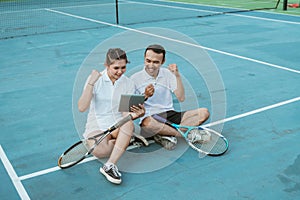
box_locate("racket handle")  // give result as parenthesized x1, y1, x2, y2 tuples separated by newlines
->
(152, 114, 167, 124)
(113, 114, 132, 129)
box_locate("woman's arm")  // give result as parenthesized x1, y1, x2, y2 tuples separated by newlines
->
(78, 70, 101, 112)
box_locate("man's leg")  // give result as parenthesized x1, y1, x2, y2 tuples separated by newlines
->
(141, 116, 180, 150)
(180, 108, 209, 126)
(141, 108, 209, 136)
(141, 116, 181, 137)
(141, 108, 209, 150)
(181, 108, 211, 143)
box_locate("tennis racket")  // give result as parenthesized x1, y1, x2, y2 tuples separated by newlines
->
(58, 114, 132, 169)
(152, 114, 228, 156)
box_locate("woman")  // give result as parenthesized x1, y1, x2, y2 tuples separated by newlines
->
(78, 48, 153, 184)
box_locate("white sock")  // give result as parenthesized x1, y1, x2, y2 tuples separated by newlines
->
(104, 162, 114, 168)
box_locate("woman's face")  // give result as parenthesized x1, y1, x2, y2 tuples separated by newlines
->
(106, 59, 127, 83)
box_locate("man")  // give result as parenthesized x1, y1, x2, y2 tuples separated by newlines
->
(131, 44, 210, 150)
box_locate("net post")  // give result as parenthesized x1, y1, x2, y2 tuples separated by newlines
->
(115, 0, 119, 24)
(283, 0, 288, 10)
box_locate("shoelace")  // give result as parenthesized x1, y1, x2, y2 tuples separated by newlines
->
(111, 164, 122, 177)
(161, 136, 177, 144)
(189, 130, 206, 143)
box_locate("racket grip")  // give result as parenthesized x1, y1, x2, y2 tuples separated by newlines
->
(113, 114, 132, 128)
(152, 114, 167, 123)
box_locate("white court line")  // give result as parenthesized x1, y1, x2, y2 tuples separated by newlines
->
(0, 145, 30, 200)
(45, 8, 300, 74)
(17, 96, 300, 181)
(19, 166, 61, 181)
(203, 96, 300, 128)
(19, 141, 155, 181)
(230, 13, 300, 25)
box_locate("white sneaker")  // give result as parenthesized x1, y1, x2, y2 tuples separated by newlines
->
(100, 163, 122, 184)
(154, 135, 177, 150)
(188, 129, 211, 143)
(132, 132, 149, 146)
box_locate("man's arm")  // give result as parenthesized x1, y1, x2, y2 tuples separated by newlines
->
(168, 64, 185, 102)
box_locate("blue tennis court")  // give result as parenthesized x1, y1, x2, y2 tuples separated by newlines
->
(1, 0, 299, 199)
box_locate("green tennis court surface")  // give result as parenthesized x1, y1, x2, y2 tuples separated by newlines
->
(1, 0, 299, 199)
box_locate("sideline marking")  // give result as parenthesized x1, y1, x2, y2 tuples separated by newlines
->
(204, 96, 300, 127)
(45, 8, 300, 74)
(18, 96, 300, 180)
(19, 141, 155, 181)
(19, 166, 61, 181)
(0, 145, 30, 200)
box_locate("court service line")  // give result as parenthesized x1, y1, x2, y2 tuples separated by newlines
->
(0, 145, 30, 200)
(18, 96, 300, 181)
(45, 8, 300, 74)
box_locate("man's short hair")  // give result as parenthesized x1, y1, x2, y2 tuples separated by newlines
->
(144, 44, 166, 62)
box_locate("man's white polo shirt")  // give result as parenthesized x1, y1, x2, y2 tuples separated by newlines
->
(130, 67, 177, 121)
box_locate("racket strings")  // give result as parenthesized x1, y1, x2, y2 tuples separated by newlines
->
(60, 142, 89, 166)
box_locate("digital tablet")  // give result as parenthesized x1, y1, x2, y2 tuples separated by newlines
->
(118, 94, 145, 112)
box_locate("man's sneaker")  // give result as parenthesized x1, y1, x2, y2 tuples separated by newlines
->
(130, 133, 149, 146)
(153, 134, 177, 150)
(100, 163, 122, 184)
(188, 129, 211, 143)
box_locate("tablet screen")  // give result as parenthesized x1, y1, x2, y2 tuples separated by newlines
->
(118, 94, 145, 112)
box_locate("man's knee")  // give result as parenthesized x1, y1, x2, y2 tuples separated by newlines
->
(199, 108, 210, 119)
(140, 117, 159, 138)
(141, 116, 152, 127)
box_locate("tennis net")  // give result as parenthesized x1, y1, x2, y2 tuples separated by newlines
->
(1, 0, 283, 40)
(0, 0, 118, 39)
(114, 0, 281, 25)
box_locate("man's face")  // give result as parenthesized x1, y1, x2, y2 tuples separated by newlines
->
(144, 50, 164, 78)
